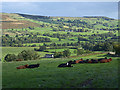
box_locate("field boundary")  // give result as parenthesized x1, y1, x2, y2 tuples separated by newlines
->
(70, 52, 108, 58)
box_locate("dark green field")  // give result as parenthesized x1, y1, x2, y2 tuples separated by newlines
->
(2, 53, 119, 88)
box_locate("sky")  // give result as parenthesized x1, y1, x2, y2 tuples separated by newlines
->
(1, 2, 118, 19)
(1, 0, 120, 2)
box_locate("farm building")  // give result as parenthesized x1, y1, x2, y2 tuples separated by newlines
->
(44, 54, 54, 58)
(108, 52, 116, 56)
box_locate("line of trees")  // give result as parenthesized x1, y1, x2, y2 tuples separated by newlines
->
(2, 34, 51, 46)
(54, 49, 71, 58)
(4, 50, 40, 62)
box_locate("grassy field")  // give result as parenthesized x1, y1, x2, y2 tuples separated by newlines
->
(2, 47, 53, 61)
(48, 48, 77, 56)
(2, 53, 119, 88)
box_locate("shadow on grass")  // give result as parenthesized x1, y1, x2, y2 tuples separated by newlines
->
(97, 54, 120, 58)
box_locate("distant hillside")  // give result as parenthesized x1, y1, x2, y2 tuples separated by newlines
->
(1, 13, 118, 49)
(1, 13, 40, 29)
(83, 16, 115, 20)
(1, 13, 118, 30)
(17, 13, 50, 20)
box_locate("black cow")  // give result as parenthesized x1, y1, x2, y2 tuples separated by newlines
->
(91, 59, 98, 63)
(68, 60, 76, 64)
(79, 61, 84, 63)
(27, 64, 40, 68)
(58, 62, 73, 67)
(84, 59, 89, 63)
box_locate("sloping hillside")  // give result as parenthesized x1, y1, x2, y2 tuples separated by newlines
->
(1, 13, 40, 29)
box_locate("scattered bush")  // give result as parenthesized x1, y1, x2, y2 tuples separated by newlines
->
(4, 50, 40, 62)
(4, 54, 17, 62)
(54, 49, 71, 58)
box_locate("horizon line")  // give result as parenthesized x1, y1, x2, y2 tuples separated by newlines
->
(1, 12, 117, 19)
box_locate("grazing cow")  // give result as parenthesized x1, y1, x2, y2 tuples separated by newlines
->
(27, 64, 40, 68)
(58, 62, 73, 67)
(16, 64, 28, 69)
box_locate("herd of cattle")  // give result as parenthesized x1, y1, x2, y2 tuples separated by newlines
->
(58, 57, 112, 67)
(16, 57, 112, 69)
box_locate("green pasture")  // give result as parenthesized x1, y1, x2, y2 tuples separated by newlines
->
(22, 41, 75, 47)
(23, 38, 77, 46)
(29, 27, 53, 34)
(2, 53, 119, 88)
(2, 47, 34, 61)
(37, 35, 59, 42)
(23, 43, 43, 47)
(2, 47, 53, 61)
(47, 48, 77, 56)
(2, 47, 77, 62)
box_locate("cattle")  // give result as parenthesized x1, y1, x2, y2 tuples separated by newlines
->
(109, 58, 112, 61)
(58, 62, 73, 67)
(68, 60, 76, 64)
(98, 57, 107, 61)
(91, 59, 98, 63)
(106, 58, 112, 62)
(88, 60, 92, 63)
(16, 64, 28, 69)
(100, 59, 108, 63)
(27, 64, 40, 69)
(106, 59, 110, 62)
(79, 61, 84, 63)
(84, 59, 89, 63)
(76, 59, 83, 63)
(100, 58, 112, 63)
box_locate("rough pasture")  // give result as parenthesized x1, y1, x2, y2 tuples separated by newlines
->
(2, 53, 119, 88)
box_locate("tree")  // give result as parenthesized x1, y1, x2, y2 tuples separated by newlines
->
(20, 50, 29, 60)
(39, 46, 46, 51)
(113, 43, 120, 55)
(59, 38, 61, 41)
(103, 42, 113, 51)
(18, 53, 24, 60)
(18, 50, 40, 60)
(5, 34, 9, 37)
(77, 49, 84, 56)
(4, 54, 17, 62)
(63, 49, 71, 57)
(54, 52, 63, 58)
(15, 35, 18, 37)
(93, 43, 104, 51)
(74, 49, 77, 54)
(18, 42, 23, 47)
